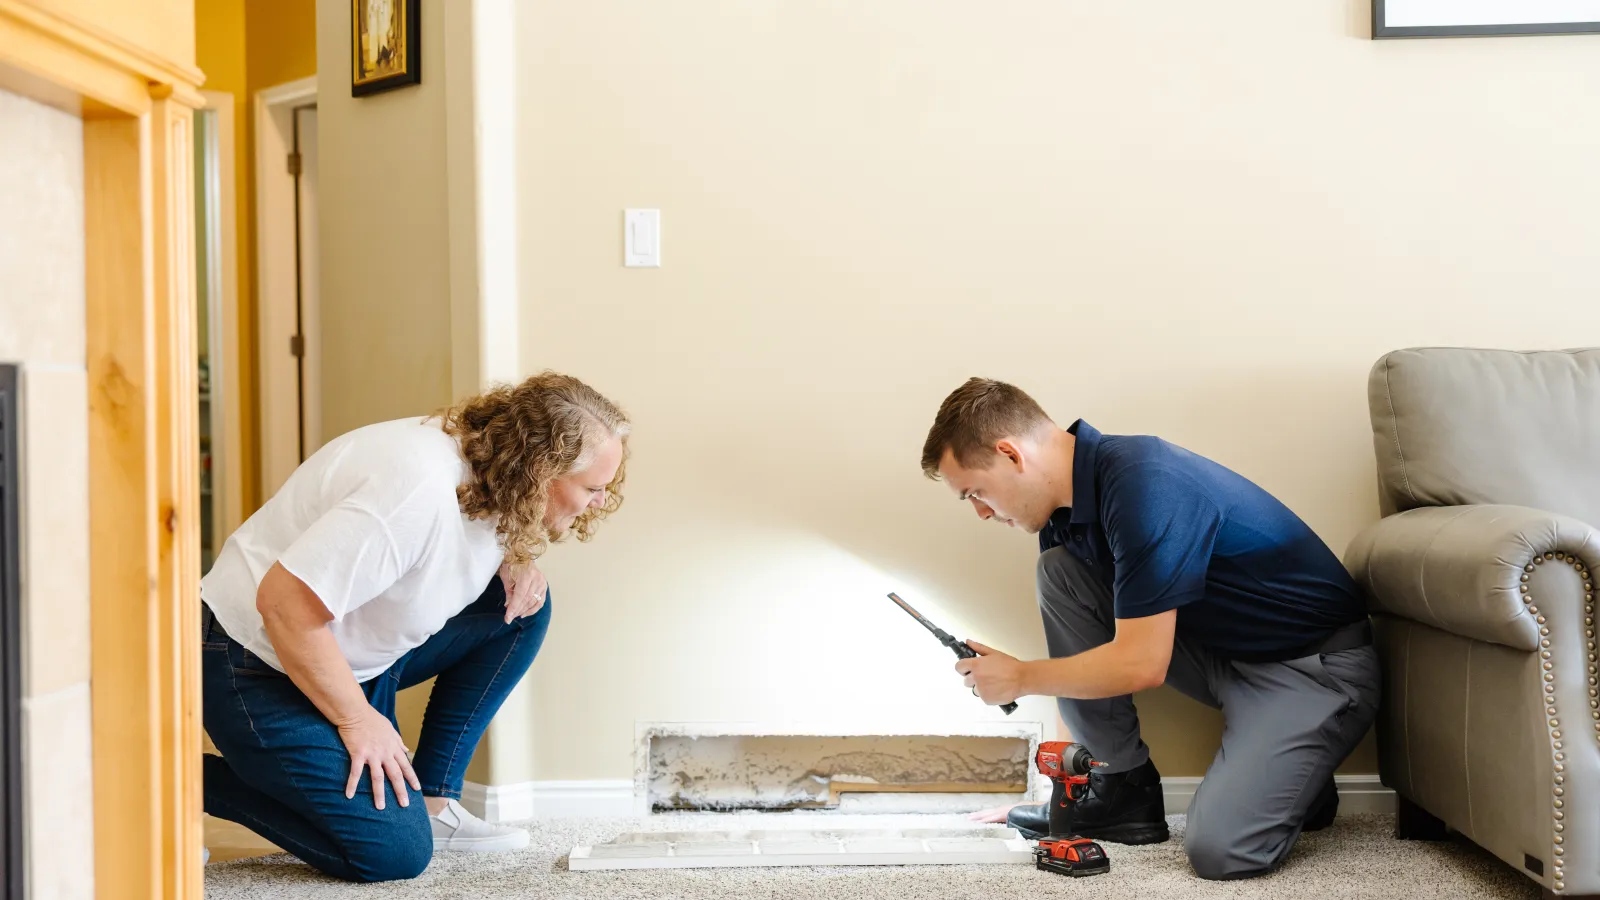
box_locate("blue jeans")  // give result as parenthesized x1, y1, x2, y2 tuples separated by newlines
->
(201, 576, 550, 882)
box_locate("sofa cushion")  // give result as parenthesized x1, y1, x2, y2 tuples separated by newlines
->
(1368, 347, 1600, 526)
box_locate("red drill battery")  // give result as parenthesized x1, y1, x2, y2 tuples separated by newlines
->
(1034, 835, 1110, 876)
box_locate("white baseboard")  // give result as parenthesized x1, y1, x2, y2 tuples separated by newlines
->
(1162, 774, 1394, 816)
(461, 779, 635, 823)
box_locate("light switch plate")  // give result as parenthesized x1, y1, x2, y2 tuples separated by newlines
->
(625, 209, 661, 267)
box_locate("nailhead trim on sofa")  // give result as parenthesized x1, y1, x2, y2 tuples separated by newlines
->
(1527, 551, 1599, 895)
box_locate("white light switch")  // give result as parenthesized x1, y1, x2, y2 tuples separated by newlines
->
(625, 209, 661, 267)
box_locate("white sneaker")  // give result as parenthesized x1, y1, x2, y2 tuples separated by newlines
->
(429, 799, 530, 853)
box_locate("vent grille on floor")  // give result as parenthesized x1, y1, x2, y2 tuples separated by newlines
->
(570, 827, 1033, 870)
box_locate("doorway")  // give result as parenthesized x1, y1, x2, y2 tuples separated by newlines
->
(194, 92, 245, 573)
(255, 77, 320, 499)
(293, 106, 322, 470)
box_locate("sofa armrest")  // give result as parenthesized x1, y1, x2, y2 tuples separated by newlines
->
(1345, 504, 1600, 652)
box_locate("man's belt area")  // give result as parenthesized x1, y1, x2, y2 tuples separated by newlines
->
(1224, 618, 1374, 664)
(1311, 618, 1374, 655)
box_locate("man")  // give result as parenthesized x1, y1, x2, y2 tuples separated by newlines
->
(921, 378, 1378, 880)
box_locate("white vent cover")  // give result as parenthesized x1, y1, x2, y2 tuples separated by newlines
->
(570, 826, 1035, 871)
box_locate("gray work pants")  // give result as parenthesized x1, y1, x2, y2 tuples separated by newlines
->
(1036, 546, 1381, 880)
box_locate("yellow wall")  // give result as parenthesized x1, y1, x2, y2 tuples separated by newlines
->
(508, 0, 1600, 782)
(195, 0, 244, 95)
(194, 0, 317, 514)
(242, 0, 316, 513)
(194, 0, 254, 514)
(245, 0, 317, 92)
(241, 0, 316, 513)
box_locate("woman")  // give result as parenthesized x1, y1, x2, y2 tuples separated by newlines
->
(200, 372, 629, 882)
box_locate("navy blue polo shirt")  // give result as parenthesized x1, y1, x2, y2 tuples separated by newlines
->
(1039, 420, 1366, 663)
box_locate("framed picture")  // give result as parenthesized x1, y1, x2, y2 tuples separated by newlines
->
(351, 0, 421, 96)
(1374, 0, 1600, 38)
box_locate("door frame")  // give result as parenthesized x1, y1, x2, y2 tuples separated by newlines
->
(197, 90, 245, 544)
(254, 76, 318, 499)
(0, 366, 20, 900)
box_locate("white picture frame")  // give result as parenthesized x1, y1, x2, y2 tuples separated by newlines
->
(1374, 0, 1600, 37)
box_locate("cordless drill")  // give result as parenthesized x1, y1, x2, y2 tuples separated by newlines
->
(1031, 741, 1111, 877)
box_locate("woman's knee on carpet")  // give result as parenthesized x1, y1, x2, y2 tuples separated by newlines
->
(336, 814, 434, 883)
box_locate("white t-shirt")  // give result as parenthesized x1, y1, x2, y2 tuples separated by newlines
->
(201, 417, 506, 682)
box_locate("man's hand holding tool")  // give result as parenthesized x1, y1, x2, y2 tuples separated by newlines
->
(886, 592, 1019, 714)
(954, 641, 1029, 707)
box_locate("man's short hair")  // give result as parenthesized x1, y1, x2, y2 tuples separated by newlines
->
(921, 378, 1054, 479)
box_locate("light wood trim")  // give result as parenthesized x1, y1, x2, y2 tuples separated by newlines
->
(150, 87, 204, 900)
(85, 113, 163, 900)
(200, 90, 246, 540)
(86, 88, 205, 900)
(0, 0, 203, 92)
(0, 9, 148, 115)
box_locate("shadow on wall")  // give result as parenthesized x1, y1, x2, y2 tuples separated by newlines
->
(1343, 0, 1372, 38)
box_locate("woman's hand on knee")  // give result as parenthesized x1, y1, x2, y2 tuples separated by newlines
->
(337, 707, 422, 811)
(499, 560, 548, 623)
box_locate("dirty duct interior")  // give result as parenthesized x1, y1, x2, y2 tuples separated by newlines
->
(646, 733, 1033, 811)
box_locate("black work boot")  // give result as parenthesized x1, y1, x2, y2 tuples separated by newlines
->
(1005, 803, 1051, 840)
(1301, 778, 1338, 832)
(1006, 758, 1170, 845)
(1072, 758, 1170, 844)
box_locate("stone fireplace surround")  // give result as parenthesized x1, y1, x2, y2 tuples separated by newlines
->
(0, 85, 95, 900)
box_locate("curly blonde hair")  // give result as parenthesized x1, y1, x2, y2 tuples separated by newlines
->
(437, 372, 630, 565)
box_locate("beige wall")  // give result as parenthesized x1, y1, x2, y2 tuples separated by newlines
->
(0, 87, 94, 899)
(315, 0, 452, 442)
(508, 0, 1600, 782)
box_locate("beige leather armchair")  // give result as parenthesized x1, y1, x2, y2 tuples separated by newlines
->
(1346, 348, 1600, 899)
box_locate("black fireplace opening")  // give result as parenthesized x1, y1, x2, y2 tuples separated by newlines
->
(0, 365, 22, 900)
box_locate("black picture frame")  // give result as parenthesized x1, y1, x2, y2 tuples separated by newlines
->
(0, 365, 21, 900)
(351, 0, 421, 97)
(1374, 0, 1600, 38)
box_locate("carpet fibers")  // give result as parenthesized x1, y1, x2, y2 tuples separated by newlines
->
(203, 812, 1541, 899)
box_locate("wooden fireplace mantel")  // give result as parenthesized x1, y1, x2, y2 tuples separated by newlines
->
(0, 2, 204, 899)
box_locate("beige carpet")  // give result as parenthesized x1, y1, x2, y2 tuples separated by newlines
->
(203, 812, 1540, 899)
